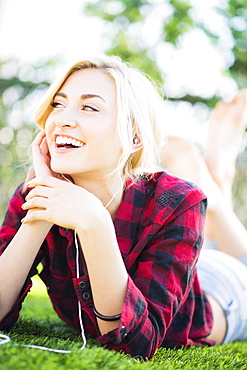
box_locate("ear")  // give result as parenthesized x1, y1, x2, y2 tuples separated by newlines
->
(132, 135, 143, 153)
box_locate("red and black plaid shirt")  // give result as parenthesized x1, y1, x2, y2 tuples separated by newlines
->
(0, 172, 214, 359)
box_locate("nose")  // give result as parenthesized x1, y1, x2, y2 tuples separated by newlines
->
(54, 110, 77, 129)
(55, 118, 77, 129)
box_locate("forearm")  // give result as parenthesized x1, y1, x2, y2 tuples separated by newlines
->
(76, 209, 128, 335)
(0, 221, 51, 320)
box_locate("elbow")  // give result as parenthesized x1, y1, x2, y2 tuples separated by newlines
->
(0, 291, 16, 323)
(0, 302, 11, 323)
(0, 301, 19, 331)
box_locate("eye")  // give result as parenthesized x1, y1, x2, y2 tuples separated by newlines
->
(82, 104, 99, 112)
(50, 102, 64, 108)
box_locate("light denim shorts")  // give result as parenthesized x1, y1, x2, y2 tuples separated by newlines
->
(197, 249, 247, 344)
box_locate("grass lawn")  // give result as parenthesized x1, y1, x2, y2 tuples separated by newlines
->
(0, 276, 246, 370)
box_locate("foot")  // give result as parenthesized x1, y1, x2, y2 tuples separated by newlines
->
(204, 89, 247, 193)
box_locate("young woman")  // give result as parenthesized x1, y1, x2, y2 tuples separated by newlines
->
(0, 55, 237, 359)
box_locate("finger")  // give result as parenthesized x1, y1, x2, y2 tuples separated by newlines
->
(22, 196, 49, 211)
(40, 136, 49, 155)
(31, 132, 53, 177)
(31, 131, 49, 161)
(25, 184, 52, 200)
(32, 130, 46, 148)
(21, 209, 49, 224)
(32, 132, 46, 159)
(27, 175, 64, 189)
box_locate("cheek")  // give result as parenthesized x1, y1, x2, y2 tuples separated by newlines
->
(45, 114, 52, 131)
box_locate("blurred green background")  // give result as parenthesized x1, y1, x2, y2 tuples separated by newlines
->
(1, 0, 247, 225)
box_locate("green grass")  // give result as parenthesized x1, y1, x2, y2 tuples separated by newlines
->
(0, 276, 247, 369)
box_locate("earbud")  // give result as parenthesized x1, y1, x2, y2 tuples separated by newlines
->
(133, 137, 138, 144)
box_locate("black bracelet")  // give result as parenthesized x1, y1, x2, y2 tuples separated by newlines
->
(92, 305, 122, 322)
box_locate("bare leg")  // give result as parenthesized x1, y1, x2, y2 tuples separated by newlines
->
(203, 89, 247, 258)
(161, 136, 222, 211)
(161, 90, 247, 260)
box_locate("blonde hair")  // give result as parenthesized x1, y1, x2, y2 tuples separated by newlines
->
(30, 55, 166, 182)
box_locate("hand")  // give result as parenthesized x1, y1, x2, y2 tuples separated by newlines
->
(31, 130, 54, 178)
(21, 176, 106, 231)
(31, 131, 69, 181)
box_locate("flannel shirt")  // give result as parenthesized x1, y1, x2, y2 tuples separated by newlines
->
(0, 171, 214, 359)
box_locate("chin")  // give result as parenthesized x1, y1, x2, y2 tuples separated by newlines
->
(50, 162, 72, 176)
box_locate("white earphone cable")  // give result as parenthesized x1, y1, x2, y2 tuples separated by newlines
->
(0, 172, 123, 352)
(74, 229, 87, 350)
(0, 232, 86, 353)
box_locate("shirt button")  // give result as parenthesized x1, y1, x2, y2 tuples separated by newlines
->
(79, 282, 86, 289)
(146, 189, 154, 197)
(83, 292, 90, 300)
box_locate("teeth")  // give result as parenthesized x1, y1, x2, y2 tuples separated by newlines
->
(55, 136, 84, 148)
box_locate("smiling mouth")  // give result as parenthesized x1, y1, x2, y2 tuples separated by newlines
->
(55, 135, 84, 149)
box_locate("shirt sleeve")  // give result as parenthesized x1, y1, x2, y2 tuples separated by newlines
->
(0, 184, 40, 331)
(96, 185, 211, 359)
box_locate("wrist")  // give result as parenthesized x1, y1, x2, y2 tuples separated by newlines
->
(21, 219, 52, 234)
(92, 304, 121, 321)
(74, 205, 112, 235)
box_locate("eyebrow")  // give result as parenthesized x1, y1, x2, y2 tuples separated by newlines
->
(54, 92, 106, 102)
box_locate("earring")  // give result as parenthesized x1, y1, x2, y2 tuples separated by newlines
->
(133, 137, 138, 144)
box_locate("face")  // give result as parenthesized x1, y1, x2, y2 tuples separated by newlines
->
(45, 68, 122, 183)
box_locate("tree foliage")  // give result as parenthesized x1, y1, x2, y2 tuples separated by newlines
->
(84, 0, 247, 106)
(0, 0, 247, 223)
(0, 60, 52, 221)
(223, 0, 247, 86)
